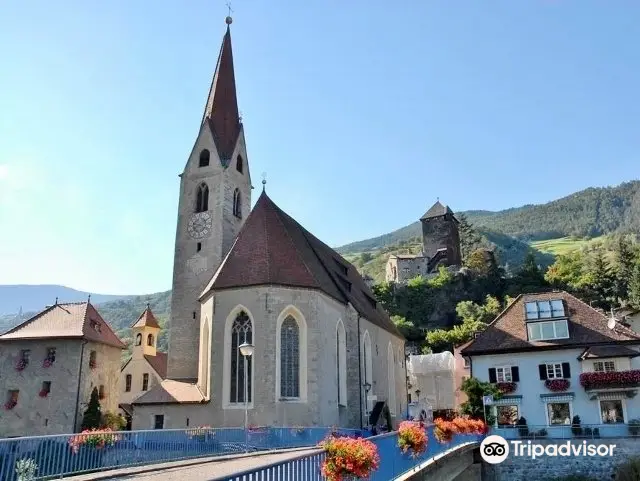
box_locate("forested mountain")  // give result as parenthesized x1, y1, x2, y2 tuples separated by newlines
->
(338, 180, 640, 254)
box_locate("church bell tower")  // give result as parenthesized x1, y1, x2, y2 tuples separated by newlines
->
(167, 16, 252, 380)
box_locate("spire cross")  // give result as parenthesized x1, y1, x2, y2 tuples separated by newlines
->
(262, 172, 267, 192)
(226, 1, 233, 17)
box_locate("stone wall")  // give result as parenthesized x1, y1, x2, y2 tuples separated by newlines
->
(482, 438, 640, 480)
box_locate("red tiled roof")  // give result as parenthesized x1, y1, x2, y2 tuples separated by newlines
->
(201, 25, 241, 162)
(145, 352, 168, 378)
(0, 302, 126, 349)
(131, 306, 160, 329)
(461, 291, 640, 356)
(202, 192, 403, 338)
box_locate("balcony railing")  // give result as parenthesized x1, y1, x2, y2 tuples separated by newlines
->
(492, 423, 640, 440)
(579, 370, 640, 390)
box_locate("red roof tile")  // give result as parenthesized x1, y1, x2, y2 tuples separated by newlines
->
(202, 25, 241, 162)
(131, 306, 160, 329)
(0, 302, 126, 349)
(462, 292, 640, 356)
(202, 192, 403, 338)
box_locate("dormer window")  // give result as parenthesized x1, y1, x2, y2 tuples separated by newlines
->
(334, 259, 348, 276)
(527, 319, 569, 341)
(525, 299, 565, 320)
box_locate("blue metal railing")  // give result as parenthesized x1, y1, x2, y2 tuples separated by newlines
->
(212, 426, 483, 481)
(491, 422, 640, 439)
(0, 426, 362, 481)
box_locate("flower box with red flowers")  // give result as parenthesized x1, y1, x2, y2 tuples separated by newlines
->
(580, 370, 640, 390)
(496, 382, 517, 394)
(39, 390, 49, 398)
(398, 421, 428, 457)
(4, 400, 17, 410)
(319, 435, 379, 481)
(43, 358, 54, 368)
(545, 379, 570, 392)
(15, 359, 28, 371)
(89, 359, 97, 370)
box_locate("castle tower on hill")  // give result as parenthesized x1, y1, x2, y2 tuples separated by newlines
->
(166, 18, 252, 381)
(385, 200, 462, 283)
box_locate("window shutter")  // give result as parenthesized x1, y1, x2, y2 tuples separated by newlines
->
(538, 364, 548, 380)
(562, 362, 571, 378)
(511, 367, 520, 382)
(488, 368, 497, 383)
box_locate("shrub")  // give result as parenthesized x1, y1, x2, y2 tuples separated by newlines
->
(81, 388, 101, 430)
(100, 411, 126, 431)
(319, 436, 379, 481)
(397, 421, 427, 457)
(571, 415, 582, 436)
(614, 456, 640, 481)
(15, 458, 38, 481)
(517, 416, 529, 437)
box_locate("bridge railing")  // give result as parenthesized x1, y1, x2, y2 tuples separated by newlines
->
(212, 426, 484, 481)
(0, 426, 362, 481)
(491, 423, 638, 440)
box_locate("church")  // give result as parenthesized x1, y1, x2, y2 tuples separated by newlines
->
(130, 17, 406, 430)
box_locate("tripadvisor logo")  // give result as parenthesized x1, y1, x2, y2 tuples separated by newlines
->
(480, 435, 616, 464)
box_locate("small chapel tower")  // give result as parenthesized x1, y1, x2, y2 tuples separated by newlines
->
(167, 16, 252, 380)
(132, 305, 160, 359)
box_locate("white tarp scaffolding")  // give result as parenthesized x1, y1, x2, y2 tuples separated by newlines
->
(407, 352, 456, 412)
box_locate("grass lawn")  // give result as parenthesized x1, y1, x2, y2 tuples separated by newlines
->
(531, 236, 604, 256)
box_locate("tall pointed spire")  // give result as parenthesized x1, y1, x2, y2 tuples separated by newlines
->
(202, 16, 241, 162)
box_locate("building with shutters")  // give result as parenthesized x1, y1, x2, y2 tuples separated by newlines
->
(462, 291, 640, 431)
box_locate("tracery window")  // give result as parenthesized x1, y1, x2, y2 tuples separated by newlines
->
(280, 315, 300, 398)
(230, 311, 252, 403)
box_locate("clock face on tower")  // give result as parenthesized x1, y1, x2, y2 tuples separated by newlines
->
(187, 212, 212, 239)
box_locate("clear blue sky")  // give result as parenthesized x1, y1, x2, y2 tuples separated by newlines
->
(1, 1, 638, 294)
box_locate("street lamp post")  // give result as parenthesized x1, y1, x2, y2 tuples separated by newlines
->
(239, 341, 254, 453)
(363, 382, 372, 429)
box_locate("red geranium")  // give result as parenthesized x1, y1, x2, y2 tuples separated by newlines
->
(496, 382, 517, 394)
(15, 359, 28, 371)
(4, 400, 17, 410)
(319, 436, 379, 481)
(39, 390, 49, 398)
(398, 421, 428, 457)
(545, 379, 570, 392)
(435, 417, 487, 443)
(580, 370, 640, 390)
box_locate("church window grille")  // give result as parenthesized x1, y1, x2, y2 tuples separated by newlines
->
(125, 374, 132, 392)
(142, 373, 149, 391)
(135, 333, 142, 346)
(195, 183, 209, 213)
(199, 149, 210, 167)
(230, 311, 252, 403)
(233, 188, 242, 218)
(147, 334, 154, 346)
(236, 155, 243, 173)
(280, 316, 300, 398)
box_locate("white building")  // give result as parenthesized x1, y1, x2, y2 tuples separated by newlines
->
(407, 352, 456, 415)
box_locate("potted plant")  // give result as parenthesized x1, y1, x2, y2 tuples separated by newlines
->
(397, 421, 427, 457)
(42, 358, 54, 368)
(629, 419, 640, 436)
(319, 436, 379, 481)
(67, 428, 120, 454)
(545, 379, 570, 392)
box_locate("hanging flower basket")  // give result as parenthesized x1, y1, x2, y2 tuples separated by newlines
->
(434, 418, 456, 443)
(545, 379, 570, 392)
(319, 436, 379, 481)
(43, 358, 54, 368)
(397, 421, 427, 457)
(496, 382, 517, 394)
(4, 400, 17, 410)
(68, 429, 120, 454)
(39, 390, 49, 398)
(15, 359, 28, 371)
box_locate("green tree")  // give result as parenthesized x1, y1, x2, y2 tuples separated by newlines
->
(460, 377, 502, 424)
(629, 263, 640, 310)
(391, 315, 423, 340)
(614, 236, 637, 301)
(81, 387, 102, 430)
(508, 251, 548, 295)
(589, 248, 615, 309)
(458, 213, 484, 260)
(426, 267, 453, 288)
(360, 252, 373, 264)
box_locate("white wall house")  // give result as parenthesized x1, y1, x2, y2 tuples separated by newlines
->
(462, 291, 640, 438)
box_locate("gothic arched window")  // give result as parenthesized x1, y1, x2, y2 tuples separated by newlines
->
(147, 334, 154, 346)
(233, 188, 241, 218)
(195, 183, 209, 213)
(230, 311, 252, 403)
(280, 315, 300, 398)
(337, 320, 347, 406)
(236, 155, 243, 173)
(199, 149, 210, 167)
(135, 334, 142, 346)
(387, 342, 397, 415)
